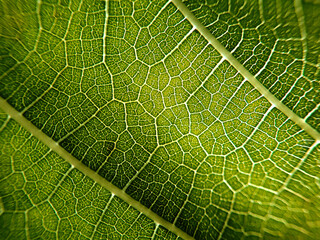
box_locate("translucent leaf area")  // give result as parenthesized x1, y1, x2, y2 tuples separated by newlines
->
(182, 0, 320, 131)
(0, 110, 181, 240)
(1, 0, 320, 239)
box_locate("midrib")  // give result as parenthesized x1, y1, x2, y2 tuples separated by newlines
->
(0, 97, 194, 240)
(172, 0, 320, 142)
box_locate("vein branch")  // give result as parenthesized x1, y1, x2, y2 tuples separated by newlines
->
(171, 0, 320, 141)
(0, 97, 195, 240)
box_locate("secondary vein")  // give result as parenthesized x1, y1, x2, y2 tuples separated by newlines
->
(0, 97, 195, 240)
(171, 0, 320, 142)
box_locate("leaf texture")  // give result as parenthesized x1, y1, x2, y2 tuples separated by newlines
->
(0, 110, 182, 240)
(0, 0, 320, 239)
(182, 0, 320, 131)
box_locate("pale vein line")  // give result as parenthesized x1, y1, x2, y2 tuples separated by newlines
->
(171, 0, 320, 141)
(0, 97, 194, 240)
(151, 223, 160, 240)
(102, 0, 108, 64)
(294, 0, 307, 63)
(91, 193, 115, 238)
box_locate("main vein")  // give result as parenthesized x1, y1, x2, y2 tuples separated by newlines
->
(0, 97, 194, 240)
(172, 0, 320, 142)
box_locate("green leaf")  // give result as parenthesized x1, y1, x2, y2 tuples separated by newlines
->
(0, 0, 319, 239)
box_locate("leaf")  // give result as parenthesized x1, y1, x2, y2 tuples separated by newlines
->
(0, 0, 319, 239)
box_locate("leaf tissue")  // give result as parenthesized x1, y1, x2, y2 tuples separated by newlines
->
(0, 0, 319, 239)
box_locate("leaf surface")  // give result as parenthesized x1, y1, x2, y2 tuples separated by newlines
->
(0, 0, 319, 239)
